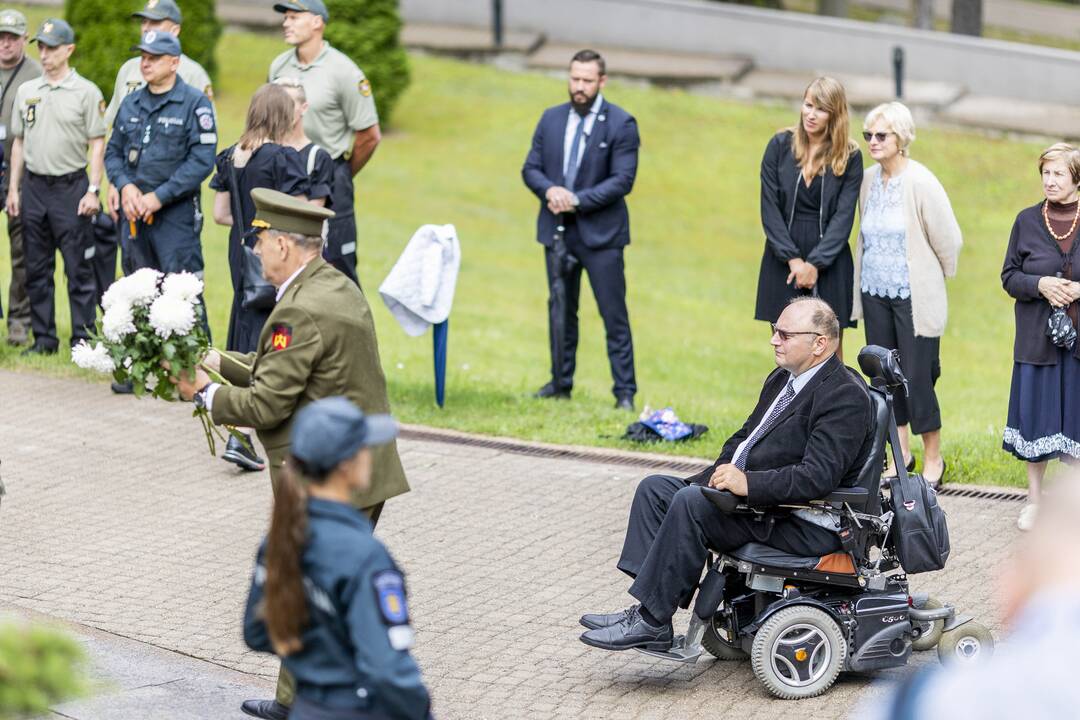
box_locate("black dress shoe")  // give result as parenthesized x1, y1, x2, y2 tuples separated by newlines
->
(533, 382, 571, 400)
(614, 394, 634, 411)
(579, 605, 673, 651)
(240, 699, 289, 720)
(581, 604, 639, 630)
(20, 342, 57, 357)
(223, 434, 266, 472)
(111, 380, 134, 395)
(925, 459, 947, 491)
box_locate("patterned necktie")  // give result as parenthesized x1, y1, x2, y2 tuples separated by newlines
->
(563, 112, 588, 191)
(734, 380, 796, 471)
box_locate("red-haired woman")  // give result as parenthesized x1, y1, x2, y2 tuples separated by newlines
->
(242, 397, 432, 720)
(756, 76, 864, 358)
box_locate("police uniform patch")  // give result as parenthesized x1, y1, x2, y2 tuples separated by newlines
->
(198, 112, 214, 131)
(98, 99, 106, 116)
(24, 99, 38, 128)
(358, 79, 372, 97)
(373, 570, 409, 625)
(270, 324, 292, 351)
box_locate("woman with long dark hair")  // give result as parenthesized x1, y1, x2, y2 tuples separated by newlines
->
(211, 83, 310, 472)
(756, 76, 863, 358)
(243, 397, 432, 720)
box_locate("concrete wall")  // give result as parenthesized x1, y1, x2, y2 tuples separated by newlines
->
(400, 0, 1080, 104)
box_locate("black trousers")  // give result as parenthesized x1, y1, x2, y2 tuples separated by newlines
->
(545, 221, 636, 398)
(861, 293, 942, 434)
(618, 474, 841, 623)
(324, 156, 359, 287)
(22, 171, 97, 349)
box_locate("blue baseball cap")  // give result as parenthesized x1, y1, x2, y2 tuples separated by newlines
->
(32, 18, 74, 47)
(131, 30, 181, 56)
(273, 0, 329, 21)
(290, 397, 398, 476)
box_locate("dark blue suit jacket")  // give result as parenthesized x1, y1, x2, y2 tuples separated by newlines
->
(521, 98, 639, 249)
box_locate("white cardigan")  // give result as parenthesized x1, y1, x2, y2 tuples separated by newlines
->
(852, 159, 963, 338)
(379, 224, 461, 336)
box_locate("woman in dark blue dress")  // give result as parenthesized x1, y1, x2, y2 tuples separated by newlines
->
(211, 83, 310, 471)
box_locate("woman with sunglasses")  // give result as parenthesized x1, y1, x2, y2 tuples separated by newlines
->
(756, 76, 862, 359)
(210, 83, 311, 472)
(1002, 143, 1080, 531)
(851, 102, 961, 487)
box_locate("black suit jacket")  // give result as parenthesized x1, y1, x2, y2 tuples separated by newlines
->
(687, 354, 873, 508)
(521, 98, 640, 249)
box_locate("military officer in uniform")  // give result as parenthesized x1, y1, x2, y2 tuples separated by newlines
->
(242, 397, 432, 720)
(268, 0, 380, 287)
(104, 32, 215, 306)
(5, 19, 104, 355)
(171, 189, 409, 720)
(0, 9, 42, 346)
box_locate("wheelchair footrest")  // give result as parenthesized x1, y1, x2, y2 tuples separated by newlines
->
(634, 634, 703, 664)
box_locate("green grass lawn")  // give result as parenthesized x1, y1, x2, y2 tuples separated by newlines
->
(0, 14, 1051, 487)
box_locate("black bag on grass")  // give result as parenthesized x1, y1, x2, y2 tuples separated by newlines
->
(888, 472, 950, 574)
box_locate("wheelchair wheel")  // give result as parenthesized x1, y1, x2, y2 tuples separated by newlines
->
(911, 596, 945, 651)
(751, 605, 846, 700)
(702, 616, 748, 661)
(937, 621, 994, 665)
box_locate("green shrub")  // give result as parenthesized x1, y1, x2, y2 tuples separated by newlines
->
(324, 0, 410, 126)
(63, 0, 221, 97)
(0, 623, 85, 718)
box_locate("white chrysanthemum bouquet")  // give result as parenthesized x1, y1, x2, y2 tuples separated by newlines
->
(72, 269, 229, 453)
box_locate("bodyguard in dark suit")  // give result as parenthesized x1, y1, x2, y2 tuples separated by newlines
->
(522, 49, 640, 410)
(579, 297, 873, 651)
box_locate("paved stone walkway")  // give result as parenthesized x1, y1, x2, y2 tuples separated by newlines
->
(0, 369, 1020, 718)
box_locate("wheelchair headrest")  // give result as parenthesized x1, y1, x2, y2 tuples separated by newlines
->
(857, 345, 908, 390)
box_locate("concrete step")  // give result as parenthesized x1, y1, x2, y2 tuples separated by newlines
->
(527, 42, 753, 84)
(940, 95, 1080, 139)
(740, 69, 965, 110)
(402, 22, 544, 56)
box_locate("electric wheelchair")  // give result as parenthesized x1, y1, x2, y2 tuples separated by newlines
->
(636, 345, 994, 699)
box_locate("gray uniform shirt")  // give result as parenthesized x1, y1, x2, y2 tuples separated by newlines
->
(269, 42, 378, 160)
(12, 69, 106, 177)
(105, 54, 212, 128)
(0, 53, 42, 191)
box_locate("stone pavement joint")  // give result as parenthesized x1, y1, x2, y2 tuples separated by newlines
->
(0, 369, 1018, 718)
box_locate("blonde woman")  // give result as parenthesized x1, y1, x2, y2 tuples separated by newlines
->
(853, 102, 961, 487)
(756, 76, 863, 357)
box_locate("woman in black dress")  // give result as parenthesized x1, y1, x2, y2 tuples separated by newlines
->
(756, 76, 863, 357)
(211, 83, 310, 471)
(274, 77, 334, 212)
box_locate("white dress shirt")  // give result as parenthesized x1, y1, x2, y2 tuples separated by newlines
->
(562, 92, 603, 177)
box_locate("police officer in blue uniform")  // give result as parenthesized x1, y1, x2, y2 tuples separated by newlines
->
(104, 31, 214, 286)
(242, 396, 432, 720)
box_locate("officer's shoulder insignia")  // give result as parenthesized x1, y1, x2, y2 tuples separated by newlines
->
(358, 78, 372, 97)
(125, 80, 141, 94)
(203, 84, 214, 101)
(373, 570, 409, 626)
(198, 112, 214, 131)
(98, 99, 106, 116)
(270, 324, 292, 351)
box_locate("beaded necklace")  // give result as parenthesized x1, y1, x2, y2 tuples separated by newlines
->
(1043, 198, 1080, 241)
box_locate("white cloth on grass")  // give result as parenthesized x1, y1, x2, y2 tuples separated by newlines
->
(379, 224, 461, 336)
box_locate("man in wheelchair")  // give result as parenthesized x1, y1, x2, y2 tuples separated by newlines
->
(580, 297, 874, 652)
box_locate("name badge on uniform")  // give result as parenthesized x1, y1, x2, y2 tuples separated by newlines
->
(24, 98, 39, 128)
(127, 146, 141, 167)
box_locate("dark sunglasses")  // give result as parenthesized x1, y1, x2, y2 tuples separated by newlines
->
(862, 131, 894, 143)
(771, 323, 822, 342)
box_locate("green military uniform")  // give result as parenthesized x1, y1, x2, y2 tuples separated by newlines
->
(12, 68, 105, 176)
(104, 54, 211, 129)
(206, 190, 408, 508)
(0, 9, 42, 344)
(206, 189, 408, 708)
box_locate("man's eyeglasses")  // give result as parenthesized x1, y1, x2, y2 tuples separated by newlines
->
(771, 323, 822, 342)
(862, 131, 893, 143)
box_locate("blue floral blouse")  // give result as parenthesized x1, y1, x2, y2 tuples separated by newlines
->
(861, 171, 910, 299)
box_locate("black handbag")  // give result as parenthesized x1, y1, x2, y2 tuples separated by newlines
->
(887, 471, 951, 574)
(1047, 306, 1076, 350)
(228, 150, 276, 311)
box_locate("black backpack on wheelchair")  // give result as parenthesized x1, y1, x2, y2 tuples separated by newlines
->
(639, 345, 992, 699)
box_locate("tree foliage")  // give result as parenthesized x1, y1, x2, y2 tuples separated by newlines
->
(324, 0, 411, 126)
(0, 623, 85, 717)
(63, 0, 221, 96)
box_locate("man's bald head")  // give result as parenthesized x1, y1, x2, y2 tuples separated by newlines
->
(771, 298, 838, 375)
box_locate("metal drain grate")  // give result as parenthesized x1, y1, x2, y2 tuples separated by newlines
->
(401, 427, 1026, 502)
